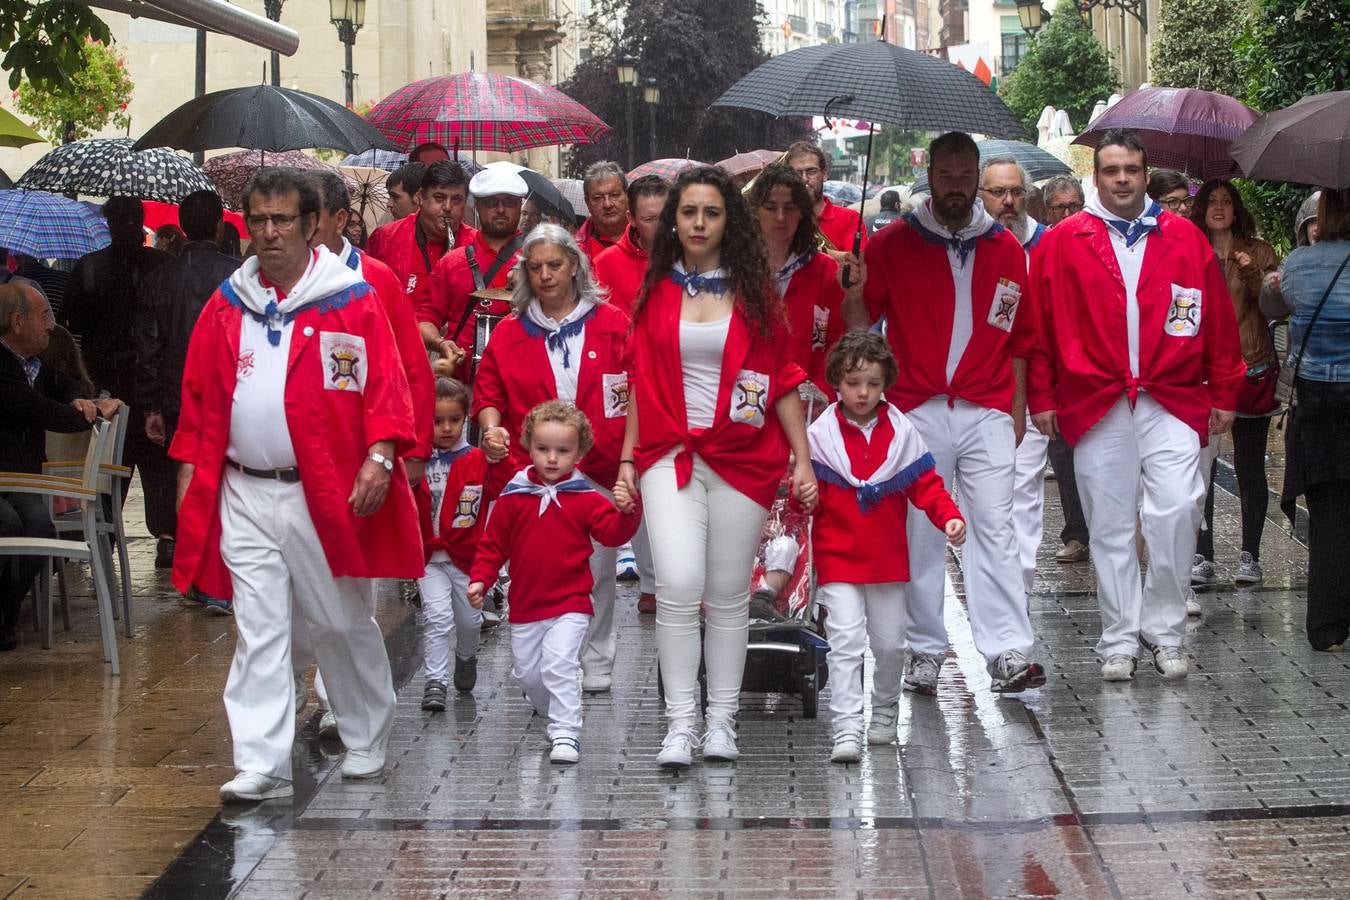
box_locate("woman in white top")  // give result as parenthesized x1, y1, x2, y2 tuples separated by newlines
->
(618, 166, 818, 769)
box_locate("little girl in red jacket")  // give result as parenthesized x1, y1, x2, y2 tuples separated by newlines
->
(809, 332, 965, 764)
(468, 401, 641, 765)
(416, 378, 488, 712)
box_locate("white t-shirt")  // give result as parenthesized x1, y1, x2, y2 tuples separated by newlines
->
(226, 315, 298, 469)
(525, 300, 592, 405)
(680, 315, 731, 430)
(944, 245, 977, 383)
(1106, 228, 1149, 379)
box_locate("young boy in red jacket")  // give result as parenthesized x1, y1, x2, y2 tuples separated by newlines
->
(416, 378, 488, 711)
(468, 401, 641, 764)
(808, 333, 968, 764)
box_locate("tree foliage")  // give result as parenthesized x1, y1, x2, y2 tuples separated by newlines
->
(1237, 0, 1350, 250)
(560, 0, 810, 174)
(16, 40, 133, 144)
(998, 5, 1118, 133)
(0, 1, 110, 92)
(1151, 0, 1250, 96)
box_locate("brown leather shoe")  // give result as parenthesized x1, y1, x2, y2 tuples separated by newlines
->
(637, 592, 656, 614)
(1055, 539, 1089, 564)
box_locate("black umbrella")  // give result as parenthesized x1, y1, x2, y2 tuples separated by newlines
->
(132, 85, 399, 155)
(517, 170, 575, 229)
(16, 138, 217, 203)
(910, 139, 1072, 194)
(1230, 91, 1350, 189)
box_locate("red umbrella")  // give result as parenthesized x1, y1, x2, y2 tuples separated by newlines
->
(142, 200, 246, 235)
(627, 158, 703, 182)
(715, 149, 785, 177)
(366, 73, 610, 154)
(1072, 87, 1259, 180)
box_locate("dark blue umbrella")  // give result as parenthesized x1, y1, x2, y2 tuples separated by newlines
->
(909, 139, 1072, 195)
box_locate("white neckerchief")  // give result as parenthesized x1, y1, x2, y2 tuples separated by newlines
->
(499, 465, 594, 517)
(911, 197, 997, 266)
(524, 297, 596, 334)
(226, 245, 364, 342)
(809, 403, 931, 490)
(1018, 215, 1042, 247)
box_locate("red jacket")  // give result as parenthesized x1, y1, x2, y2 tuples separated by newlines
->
(469, 470, 641, 623)
(413, 230, 520, 353)
(819, 197, 868, 255)
(862, 217, 1033, 414)
(631, 279, 806, 508)
(575, 218, 622, 260)
(472, 302, 630, 488)
(810, 406, 961, 586)
(350, 246, 435, 459)
(366, 213, 476, 299)
(592, 226, 647, 316)
(1027, 211, 1246, 446)
(416, 445, 488, 572)
(170, 282, 423, 600)
(782, 252, 845, 397)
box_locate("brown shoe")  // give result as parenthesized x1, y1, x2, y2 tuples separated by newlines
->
(1055, 539, 1089, 564)
(637, 592, 656, 614)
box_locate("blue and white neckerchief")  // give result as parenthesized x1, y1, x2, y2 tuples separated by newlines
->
(671, 261, 729, 297)
(774, 250, 816, 297)
(520, 302, 597, 370)
(499, 466, 595, 516)
(1084, 195, 1162, 249)
(906, 198, 1000, 268)
(430, 443, 472, 467)
(807, 402, 936, 513)
(222, 246, 368, 346)
(1022, 218, 1046, 252)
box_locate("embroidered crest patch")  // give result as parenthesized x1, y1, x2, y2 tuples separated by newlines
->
(602, 372, 629, 418)
(451, 484, 483, 529)
(1165, 284, 1202, 337)
(236, 349, 255, 380)
(986, 278, 1021, 332)
(320, 331, 367, 392)
(812, 305, 830, 351)
(731, 369, 770, 429)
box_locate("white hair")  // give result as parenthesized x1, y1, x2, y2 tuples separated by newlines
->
(980, 155, 1032, 190)
(509, 223, 608, 313)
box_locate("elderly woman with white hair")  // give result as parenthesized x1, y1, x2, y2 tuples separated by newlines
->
(472, 223, 633, 690)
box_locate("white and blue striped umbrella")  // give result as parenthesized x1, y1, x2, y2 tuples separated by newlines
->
(0, 189, 110, 259)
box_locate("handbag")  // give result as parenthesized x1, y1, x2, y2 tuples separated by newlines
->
(1237, 360, 1280, 415)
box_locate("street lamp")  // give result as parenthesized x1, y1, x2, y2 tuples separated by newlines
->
(1076, 0, 1147, 31)
(1015, 0, 1048, 35)
(329, 0, 366, 108)
(642, 78, 660, 162)
(264, 0, 285, 86)
(616, 55, 639, 170)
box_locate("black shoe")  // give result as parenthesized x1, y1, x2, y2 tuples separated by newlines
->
(421, 679, 447, 711)
(453, 656, 477, 693)
(155, 538, 175, 569)
(0, 622, 16, 652)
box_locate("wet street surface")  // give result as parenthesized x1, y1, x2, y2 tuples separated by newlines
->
(2, 458, 1348, 899)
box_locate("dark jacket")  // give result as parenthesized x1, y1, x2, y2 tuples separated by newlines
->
(0, 346, 92, 474)
(134, 240, 240, 420)
(60, 242, 170, 407)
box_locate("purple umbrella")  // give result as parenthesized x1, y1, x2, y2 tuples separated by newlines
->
(1072, 87, 1259, 180)
(1230, 91, 1350, 189)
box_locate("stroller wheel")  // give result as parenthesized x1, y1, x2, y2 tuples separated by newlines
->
(799, 671, 819, 719)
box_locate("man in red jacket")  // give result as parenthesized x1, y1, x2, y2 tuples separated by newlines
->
(1029, 129, 1245, 684)
(574, 161, 628, 259)
(849, 131, 1044, 697)
(366, 161, 475, 300)
(787, 140, 867, 263)
(364, 163, 426, 261)
(172, 168, 423, 803)
(593, 174, 667, 316)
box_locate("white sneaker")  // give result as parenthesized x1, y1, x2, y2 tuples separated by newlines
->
(830, 731, 863, 764)
(615, 548, 638, 581)
(1148, 643, 1190, 680)
(318, 708, 339, 738)
(987, 649, 1046, 693)
(656, 726, 698, 769)
(1191, 554, 1217, 586)
(866, 702, 899, 745)
(1234, 551, 1263, 585)
(1185, 589, 1203, 617)
(1101, 655, 1137, 682)
(549, 736, 580, 764)
(903, 653, 942, 696)
(341, 739, 387, 779)
(220, 772, 293, 803)
(702, 720, 739, 762)
(581, 672, 612, 692)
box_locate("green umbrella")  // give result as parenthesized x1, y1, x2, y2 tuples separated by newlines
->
(0, 107, 44, 149)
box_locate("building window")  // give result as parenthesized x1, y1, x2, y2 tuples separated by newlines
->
(1001, 31, 1028, 74)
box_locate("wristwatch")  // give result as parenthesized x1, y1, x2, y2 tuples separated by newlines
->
(367, 452, 394, 472)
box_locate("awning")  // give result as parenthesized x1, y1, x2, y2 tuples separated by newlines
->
(72, 0, 299, 55)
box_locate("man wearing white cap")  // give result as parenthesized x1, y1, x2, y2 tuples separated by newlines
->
(414, 163, 528, 376)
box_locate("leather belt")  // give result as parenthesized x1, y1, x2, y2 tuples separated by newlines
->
(226, 458, 301, 483)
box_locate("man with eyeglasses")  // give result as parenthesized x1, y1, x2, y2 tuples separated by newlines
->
(171, 167, 422, 803)
(575, 161, 629, 260)
(787, 140, 867, 265)
(415, 163, 528, 378)
(1042, 175, 1086, 228)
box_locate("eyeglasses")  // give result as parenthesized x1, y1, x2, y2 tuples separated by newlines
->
(982, 187, 1026, 200)
(1048, 202, 1084, 215)
(1159, 196, 1195, 212)
(791, 167, 823, 179)
(245, 213, 303, 231)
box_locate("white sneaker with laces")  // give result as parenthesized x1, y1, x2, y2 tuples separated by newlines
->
(903, 653, 942, 696)
(581, 672, 612, 692)
(220, 772, 293, 803)
(1148, 643, 1190, 680)
(341, 737, 387, 779)
(1101, 655, 1137, 682)
(1234, 551, 1263, 585)
(656, 726, 698, 769)
(702, 720, 739, 762)
(550, 736, 580, 764)
(987, 649, 1046, 693)
(1191, 554, 1217, 586)
(615, 549, 638, 581)
(1185, 589, 1202, 617)
(830, 731, 863, 764)
(866, 702, 899, 745)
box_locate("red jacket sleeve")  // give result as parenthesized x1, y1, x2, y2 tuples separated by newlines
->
(356, 294, 417, 456)
(586, 493, 643, 548)
(1200, 251, 1247, 412)
(1026, 240, 1058, 415)
(904, 468, 963, 533)
(168, 299, 218, 465)
(1007, 247, 1036, 360)
(469, 498, 515, 586)
(862, 238, 889, 324)
(470, 325, 508, 421)
(369, 258, 434, 458)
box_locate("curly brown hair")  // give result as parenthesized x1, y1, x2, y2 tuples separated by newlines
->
(825, 331, 898, 390)
(521, 399, 594, 456)
(633, 166, 781, 337)
(747, 164, 818, 259)
(1191, 179, 1257, 241)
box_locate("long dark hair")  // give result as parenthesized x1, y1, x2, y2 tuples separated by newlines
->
(747, 164, 817, 259)
(1191, 179, 1256, 241)
(634, 166, 779, 336)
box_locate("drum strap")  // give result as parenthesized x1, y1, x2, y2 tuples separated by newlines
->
(466, 234, 524, 292)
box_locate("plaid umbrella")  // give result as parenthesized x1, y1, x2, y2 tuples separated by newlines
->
(0, 189, 110, 258)
(16, 138, 217, 204)
(366, 73, 610, 153)
(1073, 87, 1259, 181)
(910, 139, 1072, 194)
(627, 158, 703, 182)
(551, 179, 589, 218)
(203, 150, 333, 210)
(716, 149, 786, 177)
(339, 147, 482, 177)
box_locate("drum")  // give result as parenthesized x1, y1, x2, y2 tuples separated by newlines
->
(468, 287, 513, 377)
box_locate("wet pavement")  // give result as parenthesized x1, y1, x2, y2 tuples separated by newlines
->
(2, 458, 1348, 899)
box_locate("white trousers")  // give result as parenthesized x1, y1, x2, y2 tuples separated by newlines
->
(632, 516, 657, 594)
(817, 581, 906, 735)
(511, 612, 590, 739)
(1012, 411, 1050, 596)
(904, 398, 1033, 661)
(219, 468, 395, 780)
(418, 558, 481, 681)
(581, 479, 619, 679)
(1074, 394, 1203, 658)
(641, 452, 769, 727)
(293, 580, 377, 711)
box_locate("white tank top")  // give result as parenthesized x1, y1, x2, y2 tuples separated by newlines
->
(680, 315, 731, 430)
